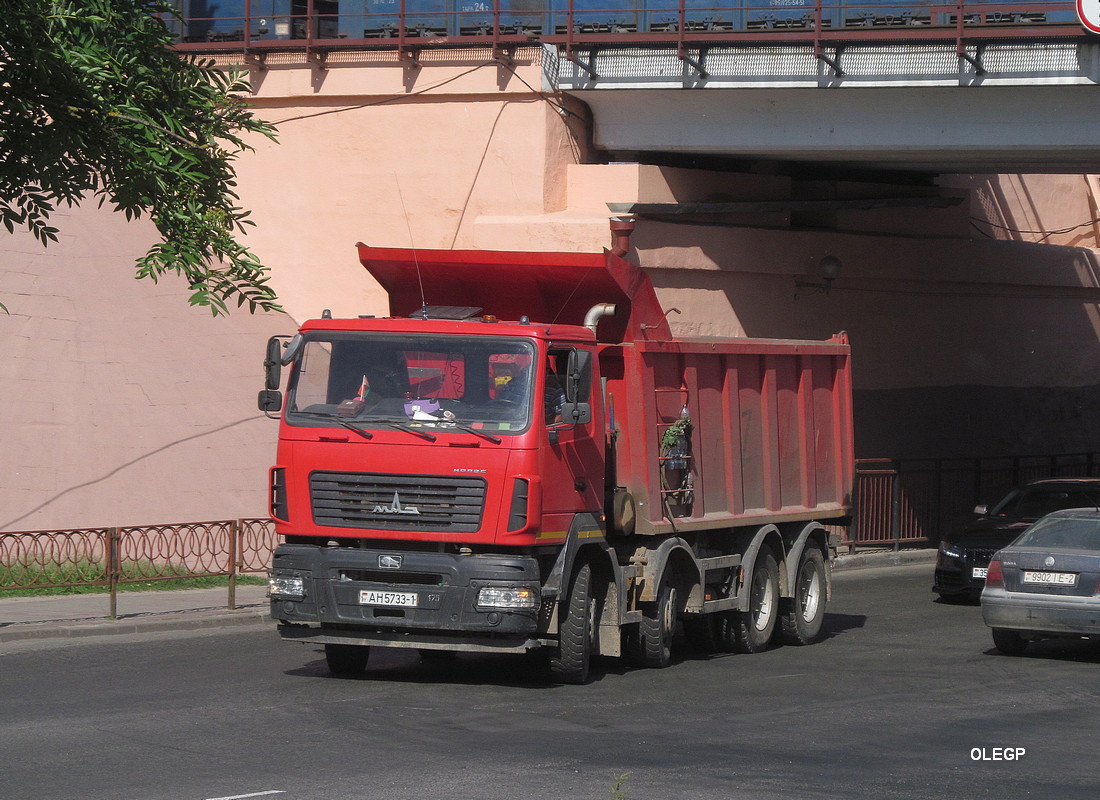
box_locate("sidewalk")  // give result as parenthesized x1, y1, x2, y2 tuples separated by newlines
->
(0, 548, 936, 645)
(0, 584, 271, 644)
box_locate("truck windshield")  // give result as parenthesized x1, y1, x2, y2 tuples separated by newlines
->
(285, 332, 537, 435)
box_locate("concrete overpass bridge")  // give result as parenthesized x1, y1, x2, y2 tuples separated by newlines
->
(174, 0, 1100, 175)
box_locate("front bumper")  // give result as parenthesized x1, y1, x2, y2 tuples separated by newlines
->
(981, 589, 1100, 638)
(934, 549, 997, 597)
(269, 544, 548, 651)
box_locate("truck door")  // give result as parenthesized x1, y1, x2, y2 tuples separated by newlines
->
(540, 346, 604, 527)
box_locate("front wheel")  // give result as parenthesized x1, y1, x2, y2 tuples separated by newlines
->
(325, 643, 370, 675)
(991, 628, 1029, 656)
(550, 562, 596, 684)
(734, 551, 779, 654)
(780, 547, 827, 645)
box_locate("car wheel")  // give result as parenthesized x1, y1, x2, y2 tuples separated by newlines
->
(991, 628, 1029, 656)
(324, 643, 370, 675)
(550, 562, 596, 684)
(735, 551, 779, 654)
(780, 546, 827, 645)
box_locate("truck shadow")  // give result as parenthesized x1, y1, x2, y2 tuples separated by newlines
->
(284, 612, 869, 686)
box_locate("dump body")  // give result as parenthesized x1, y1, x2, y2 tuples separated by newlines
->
(264, 240, 854, 681)
(607, 335, 854, 536)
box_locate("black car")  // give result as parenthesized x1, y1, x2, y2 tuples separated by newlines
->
(933, 478, 1100, 601)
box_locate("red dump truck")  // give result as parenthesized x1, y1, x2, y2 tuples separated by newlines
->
(260, 226, 854, 683)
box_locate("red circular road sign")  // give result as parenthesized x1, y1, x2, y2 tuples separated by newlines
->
(1079, 0, 1100, 33)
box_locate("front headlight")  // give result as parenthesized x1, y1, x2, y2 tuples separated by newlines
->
(476, 585, 540, 610)
(268, 570, 307, 599)
(938, 540, 965, 559)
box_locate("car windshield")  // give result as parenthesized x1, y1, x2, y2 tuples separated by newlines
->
(988, 485, 1100, 519)
(1013, 515, 1100, 549)
(286, 332, 536, 435)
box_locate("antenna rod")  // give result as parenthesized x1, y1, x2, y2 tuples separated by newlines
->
(395, 173, 427, 316)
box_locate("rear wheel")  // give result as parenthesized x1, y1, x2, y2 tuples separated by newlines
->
(550, 562, 596, 684)
(636, 573, 678, 668)
(780, 547, 827, 645)
(991, 628, 1029, 656)
(324, 643, 370, 675)
(735, 551, 779, 653)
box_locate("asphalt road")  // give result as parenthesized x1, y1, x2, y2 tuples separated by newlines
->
(2, 562, 1098, 800)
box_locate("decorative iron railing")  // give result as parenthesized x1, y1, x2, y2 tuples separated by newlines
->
(4, 451, 1098, 617)
(0, 518, 278, 618)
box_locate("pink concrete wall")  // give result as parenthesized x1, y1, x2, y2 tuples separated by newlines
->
(0, 206, 292, 531)
(5, 48, 1100, 530)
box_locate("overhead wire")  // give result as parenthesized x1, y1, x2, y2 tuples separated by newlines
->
(969, 215, 1100, 243)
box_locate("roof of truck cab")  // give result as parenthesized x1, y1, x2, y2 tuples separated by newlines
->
(297, 315, 597, 342)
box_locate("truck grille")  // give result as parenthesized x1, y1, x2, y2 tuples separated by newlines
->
(310, 472, 486, 532)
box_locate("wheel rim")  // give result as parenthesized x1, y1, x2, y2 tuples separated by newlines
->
(752, 569, 774, 632)
(799, 563, 821, 622)
(662, 586, 677, 643)
(585, 592, 597, 654)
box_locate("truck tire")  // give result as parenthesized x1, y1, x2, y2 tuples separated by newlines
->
(550, 562, 595, 684)
(734, 551, 779, 654)
(991, 628, 1029, 656)
(636, 574, 677, 668)
(779, 546, 827, 645)
(712, 611, 741, 653)
(325, 643, 370, 675)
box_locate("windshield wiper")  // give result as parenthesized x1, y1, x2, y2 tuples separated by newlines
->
(369, 418, 437, 442)
(292, 411, 374, 440)
(446, 423, 501, 444)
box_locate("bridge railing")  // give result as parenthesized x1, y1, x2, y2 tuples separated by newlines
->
(166, 0, 1083, 58)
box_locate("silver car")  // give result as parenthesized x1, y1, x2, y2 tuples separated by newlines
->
(981, 508, 1100, 655)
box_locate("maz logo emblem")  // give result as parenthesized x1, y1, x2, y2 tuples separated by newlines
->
(371, 492, 420, 516)
(378, 554, 403, 569)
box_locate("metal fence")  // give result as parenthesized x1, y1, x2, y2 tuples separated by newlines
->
(843, 452, 1100, 550)
(0, 518, 277, 618)
(3, 452, 1098, 612)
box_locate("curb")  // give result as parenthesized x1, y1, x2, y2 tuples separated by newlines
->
(0, 606, 271, 645)
(833, 548, 937, 572)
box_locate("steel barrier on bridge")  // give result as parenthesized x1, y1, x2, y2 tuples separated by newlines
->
(166, 0, 1083, 61)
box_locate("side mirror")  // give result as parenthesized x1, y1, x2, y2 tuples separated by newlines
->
(264, 336, 283, 391)
(560, 401, 591, 425)
(258, 389, 283, 413)
(565, 348, 592, 404)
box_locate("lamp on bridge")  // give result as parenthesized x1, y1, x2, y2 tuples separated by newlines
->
(796, 255, 842, 296)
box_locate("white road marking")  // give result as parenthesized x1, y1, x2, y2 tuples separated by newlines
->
(204, 791, 286, 800)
